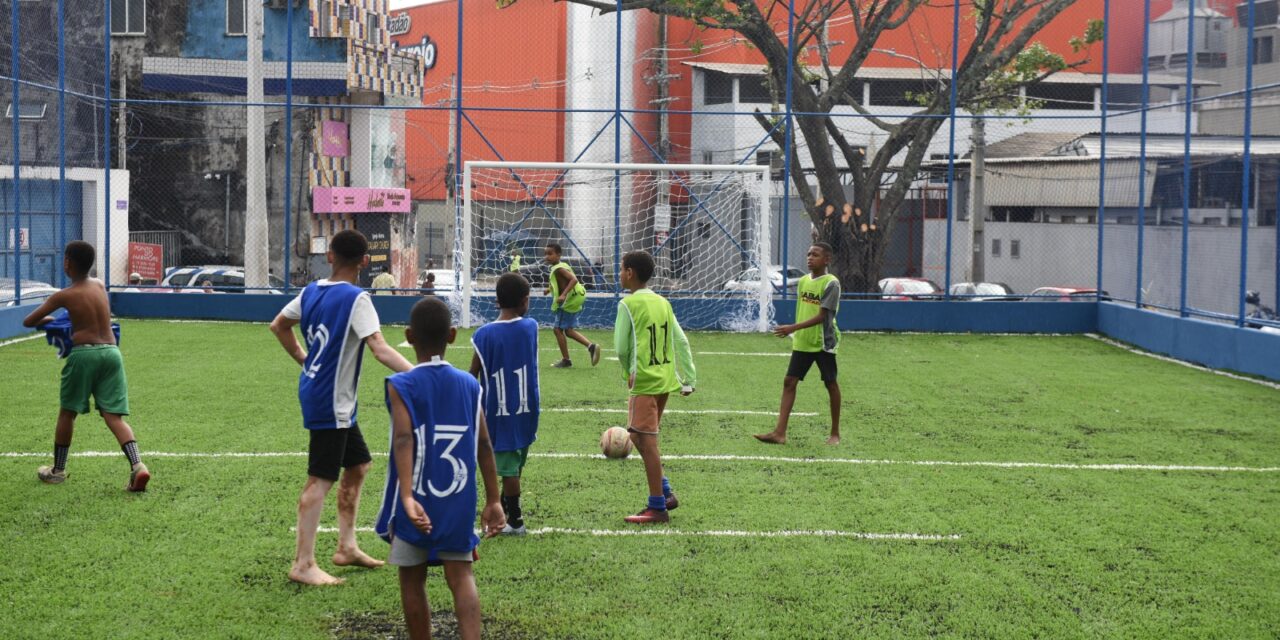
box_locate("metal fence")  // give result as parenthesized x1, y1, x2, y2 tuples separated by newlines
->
(2, 0, 1277, 329)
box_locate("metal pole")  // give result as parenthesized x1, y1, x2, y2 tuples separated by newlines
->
(942, 0, 962, 299)
(244, 0, 268, 288)
(57, 0, 66, 287)
(968, 117, 985, 283)
(117, 66, 126, 169)
(453, 0, 465, 322)
(1178, 0, 1196, 317)
(224, 175, 231, 254)
(781, 0, 794, 302)
(1096, 0, 1110, 299)
(11, 0, 20, 302)
(284, 0, 295, 293)
(103, 0, 111, 288)
(1136, 0, 1152, 308)
(613, 0, 622, 296)
(1238, 0, 1256, 326)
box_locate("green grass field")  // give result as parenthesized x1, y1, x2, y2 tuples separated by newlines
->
(1, 320, 1278, 639)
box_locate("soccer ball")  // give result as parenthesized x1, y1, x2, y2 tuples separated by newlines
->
(600, 426, 633, 459)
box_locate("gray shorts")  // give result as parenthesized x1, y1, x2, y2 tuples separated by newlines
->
(388, 535, 475, 567)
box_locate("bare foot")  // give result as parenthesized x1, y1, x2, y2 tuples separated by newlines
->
(333, 548, 385, 569)
(826, 435, 841, 446)
(289, 564, 345, 586)
(753, 432, 787, 445)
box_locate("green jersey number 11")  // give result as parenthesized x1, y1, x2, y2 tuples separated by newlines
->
(646, 322, 671, 366)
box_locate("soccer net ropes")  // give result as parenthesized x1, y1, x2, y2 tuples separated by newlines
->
(458, 162, 774, 331)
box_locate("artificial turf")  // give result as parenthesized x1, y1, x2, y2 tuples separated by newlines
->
(1, 320, 1276, 638)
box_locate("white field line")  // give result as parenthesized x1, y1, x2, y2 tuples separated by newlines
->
(4, 450, 1276, 473)
(0, 333, 42, 348)
(399, 341, 788, 357)
(547, 407, 816, 417)
(1085, 333, 1280, 391)
(303, 526, 961, 541)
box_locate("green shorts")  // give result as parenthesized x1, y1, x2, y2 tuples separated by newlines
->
(60, 344, 130, 416)
(495, 447, 529, 478)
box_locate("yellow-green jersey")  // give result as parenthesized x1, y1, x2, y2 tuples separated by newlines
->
(549, 261, 587, 313)
(614, 289, 696, 396)
(793, 273, 840, 353)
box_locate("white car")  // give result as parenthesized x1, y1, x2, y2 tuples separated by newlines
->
(160, 266, 286, 293)
(724, 266, 806, 293)
(0, 278, 59, 307)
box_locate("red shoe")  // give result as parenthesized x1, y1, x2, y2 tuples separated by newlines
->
(665, 492, 679, 511)
(624, 508, 670, 524)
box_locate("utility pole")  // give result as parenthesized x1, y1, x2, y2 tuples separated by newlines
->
(244, 0, 269, 288)
(117, 67, 126, 169)
(446, 74, 457, 269)
(968, 116, 986, 283)
(648, 16, 678, 268)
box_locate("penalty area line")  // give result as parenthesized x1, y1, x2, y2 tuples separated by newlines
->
(4, 451, 1275, 473)
(399, 341, 789, 357)
(302, 526, 961, 542)
(0, 333, 43, 348)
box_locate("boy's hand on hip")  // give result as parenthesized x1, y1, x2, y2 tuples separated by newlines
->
(481, 501, 506, 538)
(403, 497, 432, 534)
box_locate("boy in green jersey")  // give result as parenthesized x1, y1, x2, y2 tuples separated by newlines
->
(544, 243, 600, 368)
(755, 243, 842, 446)
(614, 251, 696, 524)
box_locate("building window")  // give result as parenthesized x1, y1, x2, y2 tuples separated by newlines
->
(704, 71, 733, 106)
(110, 0, 145, 36)
(227, 0, 246, 36)
(1010, 239, 1021, 259)
(1024, 82, 1095, 110)
(1254, 37, 1274, 65)
(991, 238, 1001, 257)
(5, 102, 48, 120)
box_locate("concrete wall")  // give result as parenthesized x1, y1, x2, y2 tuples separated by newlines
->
(179, 4, 344, 62)
(924, 218, 1278, 316)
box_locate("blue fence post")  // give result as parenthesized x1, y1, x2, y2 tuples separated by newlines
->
(942, 0, 962, 299)
(103, 0, 112, 289)
(1096, 0, 1111, 300)
(58, 0, 67, 288)
(10, 0, 20, 303)
(452, 0, 464, 309)
(1136, 0, 1152, 308)
(1178, 3, 1195, 318)
(284, 0, 295, 293)
(613, 0, 622, 297)
(1238, 0, 1256, 326)
(781, 0, 795, 302)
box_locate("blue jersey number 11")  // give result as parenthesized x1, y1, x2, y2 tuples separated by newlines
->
(490, 366, 530, 416)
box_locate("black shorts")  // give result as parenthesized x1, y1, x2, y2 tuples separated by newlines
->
(786, 350, 838, 383)
(308, 425, 373, 481)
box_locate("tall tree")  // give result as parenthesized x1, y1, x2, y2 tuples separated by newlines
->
(503, 0, 1101, 291)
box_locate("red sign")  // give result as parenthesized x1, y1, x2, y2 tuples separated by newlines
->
(128, 242, 164, 282)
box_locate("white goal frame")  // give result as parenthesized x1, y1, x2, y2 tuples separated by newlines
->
(460, 161, 772, 331)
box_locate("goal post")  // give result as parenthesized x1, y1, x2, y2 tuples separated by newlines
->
(460, 161, 773, 331)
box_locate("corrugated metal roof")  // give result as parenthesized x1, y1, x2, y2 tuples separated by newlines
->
(986, 133, 1083, 159)
(682, 61, 1216, 87)
(1048, 134, 1280, 158)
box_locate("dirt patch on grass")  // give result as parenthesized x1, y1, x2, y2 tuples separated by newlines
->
(331, 610, 531, 640)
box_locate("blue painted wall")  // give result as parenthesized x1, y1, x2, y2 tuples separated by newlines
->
(0, 304, 38, 342)
(1097, 302, 1280, 381)
(180, 5, 344, 62)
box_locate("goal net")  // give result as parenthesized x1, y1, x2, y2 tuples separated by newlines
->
(458, 161, 773, 331)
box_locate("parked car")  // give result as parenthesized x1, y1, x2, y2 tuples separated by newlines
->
(723, 266, 806, 293)
(948, 282, 1017, 301)
(160, 266, 286, 293)
(0, 278, 59, 307)
(516, 257, 607, 291)
(1026, 287, 1107, 302)
(878, 277, 943, 300)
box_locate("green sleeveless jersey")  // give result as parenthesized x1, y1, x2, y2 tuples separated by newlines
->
(793, 273, 840, 353)
(549, 262, 586, 313)
(614, 289, 696, 396)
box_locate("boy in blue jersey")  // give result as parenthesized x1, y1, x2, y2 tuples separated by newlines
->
(270, 229, 414, 586)
(376, 297, 505, 640)
(469, 273, 540, 535)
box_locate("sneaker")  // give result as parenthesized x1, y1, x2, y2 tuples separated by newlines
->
(588, 343, 601, 367)
(36, 466, 66, 485)
(552, 359, 573, 368)
(500, 523, 527, 536)
(624, 507, 670, 524)
(126, 462, 151, 492)
(665, 492, 679, 511)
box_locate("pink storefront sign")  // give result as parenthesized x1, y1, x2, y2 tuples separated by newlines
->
(321, 120, 349, 157)
(312, 187, 412, 214)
